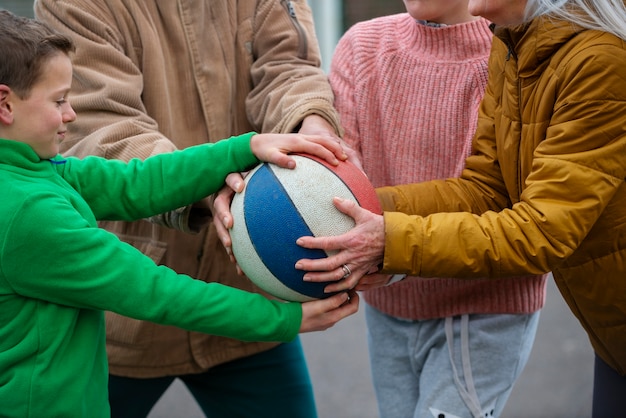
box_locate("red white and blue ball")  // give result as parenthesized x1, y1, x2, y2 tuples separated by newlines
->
(230, 154, 382, 302)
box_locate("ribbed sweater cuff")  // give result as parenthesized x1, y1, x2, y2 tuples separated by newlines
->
(363, 274, 548, 320)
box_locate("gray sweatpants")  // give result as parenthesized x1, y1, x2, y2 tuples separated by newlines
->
(365, 304, 540, 418)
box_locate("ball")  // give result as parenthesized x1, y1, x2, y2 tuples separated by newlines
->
(230, 153, 382, 302)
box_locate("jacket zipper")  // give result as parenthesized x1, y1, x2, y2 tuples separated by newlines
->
(281, 0, 308, 60)
(508, 43, 524, 194)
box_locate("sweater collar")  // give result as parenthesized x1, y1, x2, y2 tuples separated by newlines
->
(399, 14, 493, 61)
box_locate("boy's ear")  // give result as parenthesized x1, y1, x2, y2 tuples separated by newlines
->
(0, 85, 14, 126)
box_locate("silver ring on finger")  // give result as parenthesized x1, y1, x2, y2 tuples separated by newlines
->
(341, 264, 352, 280)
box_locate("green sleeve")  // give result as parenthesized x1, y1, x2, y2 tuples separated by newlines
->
(1, 193, 301, 343)
(55, 132, 259, 221)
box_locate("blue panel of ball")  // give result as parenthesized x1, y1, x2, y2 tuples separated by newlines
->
(243, 164, 330, 299)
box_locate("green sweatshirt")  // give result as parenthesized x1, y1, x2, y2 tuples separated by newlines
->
(0, 134, 301, 417)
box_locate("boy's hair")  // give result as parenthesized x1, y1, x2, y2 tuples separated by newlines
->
(0, 9, 75, 99)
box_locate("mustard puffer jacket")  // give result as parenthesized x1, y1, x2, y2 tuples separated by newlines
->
(378, 16, 626, 374)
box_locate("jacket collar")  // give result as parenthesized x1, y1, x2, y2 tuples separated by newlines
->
(0, 138, 63, 175)
(492, 16, 584, 77)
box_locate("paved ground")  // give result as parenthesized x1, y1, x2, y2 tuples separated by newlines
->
(149, 277, 594, 418)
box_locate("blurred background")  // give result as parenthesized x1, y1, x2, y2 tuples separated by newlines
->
(1, 0, 405, 72)
(2, 1, 594, 417)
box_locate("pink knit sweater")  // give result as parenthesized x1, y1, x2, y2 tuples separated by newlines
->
(329, 14, 546, 319)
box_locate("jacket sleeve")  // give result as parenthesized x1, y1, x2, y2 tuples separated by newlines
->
(34, 1, 215, 233)
(56, 134, 258, 221)
(247, 0, 342, 135)
(34, 0, 174, 162)
(1, 194, 300, 343)
(378, 36, 626, 279)
(328, 26, 363, 160)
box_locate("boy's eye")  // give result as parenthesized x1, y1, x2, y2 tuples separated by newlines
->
(56, 99, 67, 105)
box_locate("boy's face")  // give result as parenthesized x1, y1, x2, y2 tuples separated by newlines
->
(4, 53, 76, 159)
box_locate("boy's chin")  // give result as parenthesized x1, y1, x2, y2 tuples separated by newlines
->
(37, 148, 59, 160)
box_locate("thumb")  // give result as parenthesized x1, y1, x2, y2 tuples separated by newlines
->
(333, 196, 360, 219)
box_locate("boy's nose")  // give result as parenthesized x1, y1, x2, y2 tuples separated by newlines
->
(63, 103, 77, 123)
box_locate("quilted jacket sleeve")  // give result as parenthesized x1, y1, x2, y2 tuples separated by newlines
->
(377, 30, 626, 279)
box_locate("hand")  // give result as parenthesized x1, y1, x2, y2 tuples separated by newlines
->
(215, 129, 348, 267)
(298, 114, 339, 137)
(299, 114, 363, 171)
(295, 197, 385, 293)
(213, 172, 246, 269)
(299, 291, 360, 333)
(354, 273, 394, 291)
(250, 132, 346, 169)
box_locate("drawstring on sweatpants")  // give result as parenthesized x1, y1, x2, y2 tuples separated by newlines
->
(445, 315, 484, 418)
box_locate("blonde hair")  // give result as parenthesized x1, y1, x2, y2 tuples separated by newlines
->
(525, 0, 626, 40)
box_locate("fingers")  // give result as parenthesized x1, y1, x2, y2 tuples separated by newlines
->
(297, 200, 362, 252)
(323, 272, 361, 293)
(213, 188, 235, 248)
(225, 172, 246, 193)
(343, 146, 364, 171)
(250, 133, 347, 169)
(297, 115, 364, 171)
(296, 198, 384, 274)
(300, 135, 346, 161)
(318, 270, 393, 293)
(295, 199, 359, 254)
(213, 172, 247, 260)
(332, 196, 364, 219)
(354, 274, 393, 291)
(299, 291, 360, 333)
(213, 216, 231, 248)
(214, 173, 244, 223)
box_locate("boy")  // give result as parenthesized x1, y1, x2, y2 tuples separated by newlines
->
(34, 1, 359, 415)
(0, 10, 357, 417)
